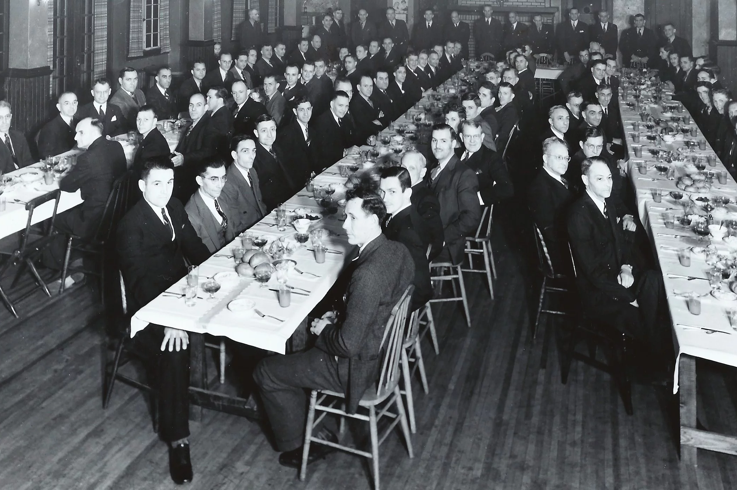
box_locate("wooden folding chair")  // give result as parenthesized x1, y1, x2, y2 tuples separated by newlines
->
(400, 307, 430, 434)
(462, 205, 496, 299)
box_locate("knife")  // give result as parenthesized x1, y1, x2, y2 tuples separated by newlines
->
(676, 324, 732, 335)
(667, 273, 708, 281)
(269, 288, 309, 296)
(657, 233, 691, 238)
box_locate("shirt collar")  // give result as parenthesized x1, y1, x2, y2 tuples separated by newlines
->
(543, 166, 564, 184)
(157, 84, 168, 96)
(358, 232, 381, 255)
(586, 189, 607, 217)
(234, 163, 252, 184)
(60, 114, 74, 126)
(550, 127, 565, 140)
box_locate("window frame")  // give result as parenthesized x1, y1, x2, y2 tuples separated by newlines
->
(143, 0, 160, 52)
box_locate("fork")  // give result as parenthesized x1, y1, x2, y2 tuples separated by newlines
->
(295, 267, 320, 277)
(254, 309, 284, 322)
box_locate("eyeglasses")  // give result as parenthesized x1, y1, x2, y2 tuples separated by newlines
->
(547, 155, 571, 162)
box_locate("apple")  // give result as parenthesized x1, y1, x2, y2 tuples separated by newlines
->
(249, 252, 271, 268)
(235, 263, 255, 277)
(242, 250, 258, 263)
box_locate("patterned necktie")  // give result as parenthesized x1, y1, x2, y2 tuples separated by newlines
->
(560, 176, 569, 189)
(305, 126, 310, 145)
(161, 208, 174, 240)
(431, 165, 441, 181)
(98, 105, 105, 119)
(603, 202, 609, 218)
(461, 151, 470, 162)
(4, 133, 18, 168)
(214, 199, 228, 232)
(165, 91, 171, 101)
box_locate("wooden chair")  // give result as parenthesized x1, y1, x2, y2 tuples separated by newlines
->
(558, 244, 634, 415)
(501, 123, 519, 161)
(531, 224, 574, 340)
(400, 307, 430, 434)
(300, 286, 414, 490)
(429, 251, 471, 328)
(0, 189, 62, 318)
(462, 205, 496, 300)
(58, 171, 132, 304)
(103, 271, 158, 431)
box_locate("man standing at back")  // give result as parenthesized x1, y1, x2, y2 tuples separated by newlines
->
(239, 8, 267, 52)
(428, 123, 481, 264)
(221, 135, 267, 234)
(379, 7, 410, 55)
(474, 5, 503, 59)
(109, 67, 146, 131)
(590, 10, 618, 57)
(556, 8, 589, 64)
(445, 11, 470, 59)
(177, 61, 207, 114)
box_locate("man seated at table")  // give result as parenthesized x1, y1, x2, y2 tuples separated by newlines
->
(232, 80, 268, 136)
(43, 118, 127, 280)
(146, 66, 178, 121)
(401, 151, 444, 260)
(253, 187, 414, 468)
(203, 52, 237, 93)
(77, 78, 126, 137)
(458, 120, 514, 206)
(494, 83, 519, 153)
(577, 58, 607, 102)
(540, 105, 571, 149)
(263, 75, 286, 126)
(429, 123, 481, 265)
(568, 100, 605, 150)
(205, 86, 233, 161)
(37, 92, 78, 159)
(558, 49, 589, 96)
(275, 96, 314, 181)
(109, 67, 147, 131)
(527, 137, 576, 276)
(220, 135, 267, 234)
(133, 105, 171, 177)
(171, 94, 216, 201)
(350, 75, 384, 145)
(379, 166, 433, 310)
(370, 70, 397, 127)
(0, 101, 33, 173)
(460, 92, 497, 151)
(253, 114, 304, 211)
(567, 158, 669, 376)
(310, 90, 350, 173)
(594, 84, 624, 157)
(117, 157, 211, 485)
(185, 159, 236, 253)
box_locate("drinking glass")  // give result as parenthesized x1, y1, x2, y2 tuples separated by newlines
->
(254, 265, 273, 288)
(678, 248, 691, 267)
(187, 266, 199, 287)
(201, 279, 221, 300)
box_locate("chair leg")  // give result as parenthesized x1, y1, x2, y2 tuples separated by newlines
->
(487, 242, 497, 279)
(103, 336, 127, 409)
(394, 386, 414, 458)
(26, 259, 51, 297)
(100, 249, 106, 307)
(400, 348, 416, 434)
(0, 285, 19, 318)
(482, 244, 494, 300)
(219, 340, 226, 384)
(619, 334, 634, 415)
(369, 405, 381, 490)
(456, 266, 471, 328)
(423, 304, 439, 355)
(414, 337, 429, 394)
(560, 331, 578, 384)
(532, 277, 547, 341)
(59, 236, 74, 295)
(300, 390, 318, 482)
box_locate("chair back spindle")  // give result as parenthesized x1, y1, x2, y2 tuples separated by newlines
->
(376, 285, 414, 399)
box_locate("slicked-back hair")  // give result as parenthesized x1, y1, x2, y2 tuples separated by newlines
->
(254, 113, 275, 128)
(141, 156, 174, 181)
(580, 100, 602, 113)
(379, 166, 412, 191)
(596, 83, 613, 94)
(196, 158, 226, 178)
(580, 126, 604, 144)
(548, 105, 567, 118)
(231, 133, 257, 153)
(344, 188, 387, 222)
(93, 78, 111, 89)
(567, 90, 583, 102)
(333, 76, 351, 90)
(581, 157, 608, 176)
(431, 122, 457, 141)
(209, 86, 230, 100)
(461, 92, 481, 106)
(138, 104, 158, 119)
(332, 90, 349, 102)
(119, 66, 137, 79)
(87, 119, 104, 135)
(443, 101, 466, 120)
(542, 136, 568, 154)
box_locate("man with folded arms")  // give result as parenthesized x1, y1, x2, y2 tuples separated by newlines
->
(350, 75, 384, 145)
(221, 135, 267, 234)
(37, 92, 78, 158)
(117, 157, 211, 485)
(0, 101, 33, 173)
(77, 78, 126, 137)
(254, 188, 414, 468)
(185, 159, 236, 253)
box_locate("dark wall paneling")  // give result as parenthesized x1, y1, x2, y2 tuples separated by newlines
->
(183, 40, 216, 71)
(716, 42, 737, 98)
(644, 0, 693, 44)
(6, 67, 53, 141)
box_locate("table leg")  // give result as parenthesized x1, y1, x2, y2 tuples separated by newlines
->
(679, 354, 697, 467)
(189, 332, 205, 421)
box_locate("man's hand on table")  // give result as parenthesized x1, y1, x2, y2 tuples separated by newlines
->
(161, 327, 189, 351)
(171, 152, 184, 167)
(618, 265, 634, 288)
(622, 214, 636, 232)
(310, 311, 337, 336)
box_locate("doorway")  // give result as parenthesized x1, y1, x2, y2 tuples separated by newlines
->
(51, 0, 95, 101)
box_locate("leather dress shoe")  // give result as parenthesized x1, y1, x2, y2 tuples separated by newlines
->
(169, 443, 193, 485)
(279, 430, 339, 469)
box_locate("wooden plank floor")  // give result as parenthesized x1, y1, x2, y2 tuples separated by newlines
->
(2, 222, 737, 489)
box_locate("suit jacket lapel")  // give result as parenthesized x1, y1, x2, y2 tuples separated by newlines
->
(141, 199, 176, 242)
(193, 191, 222, 249)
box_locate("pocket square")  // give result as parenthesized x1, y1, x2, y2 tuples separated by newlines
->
(111, 116, 117, 121)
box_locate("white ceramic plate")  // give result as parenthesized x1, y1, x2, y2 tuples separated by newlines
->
(18, 170, 43, 183)
(213, 271, 240, 287)
(228, 298, 256, 315)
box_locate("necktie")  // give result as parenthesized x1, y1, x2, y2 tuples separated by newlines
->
(560, 176, 569, 189)
(461, 151, 470, 162)
(214, 199, 228, 231)
(161, 208, 174, 240)
(603, 203, 609, 218)
(305, 126, 310, 145)
(164, 91, 171, 100)
(430, 165, 441, 181)
(427, 23, 430, 29)
(98, 105, 105, 119)
(638, 29, 642, 37)
(603, 24, 607, 33)
(337, 117, 342, 127)
(4, 133, 18, 168)
(392, 21, 395, 28)
(487, 19, 491, 26)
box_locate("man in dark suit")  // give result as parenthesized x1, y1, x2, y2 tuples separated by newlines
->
(540, 104, 573, 151)
(527, 137, 576, 275)
(77, 79, 126, 137)
(306, 35, 330, 64)
(379, 37, 402, 73)
(378, 7, 410, 54)
(379, 166, 433, 310)
(371, 70, 397, 126)
(577, 58, 607, 101)
(312, 60, 334, 116)
(243, 48, 262, 89)
(272, 43, 288, 76)
(276, 96, 314, 184)
(253, 189, 414, 468)
(458, 120, 513, 206)
(330, 8, 349, 51)
(660, 23, 692, 58)
(109, 67, 147, 132)
(428, 123, 481, 265)
(37, 91, 78, 159)
(220, 135, 267, 234)
(262, 75, 287, 126)
(171, 94, 216, 200)
(556, 8, 589, 63)
(387, 65, 418, 116)
(255, 45, 279, 81)
(133, 105, 171, 177)
(445, 11, 470, 59)
(239, 8, 267, 52)
(314, 14, 338, 61)
(405, 53, 432, 94)
(288, 39, 310, 69)
(203, 53, 237, 92)
(590, 10, 618, 57)
(116, 158, 211, 485)
(232, 81, 268, 136)
(252, 114, 301, 210)
(567, 158, 667, 371)
(402, 151, 445, 261)
(503, 11, 529, 51)
(558, 49, 589, 95)
(673, 55, 698, 95)
(413, 9, 443, 51)
(474, 5, 504, 58)
(494, 83, 520, 152)
(177, 61, 207, 114)
(619, 14, 658, 67)
(528, 15, 554, 55)
(351, 9, 376, 48)
(595, 84, 624, 155)
(350, 75, 384, 145)
(230, 52, 254, 89)
(146, 66, 178, 120)
(42, 118, 127, 272)
(513, 54, 536, 99)
(205, 86, 234, 161)
(184, 159, 236, 253)
(438, 41, 456, 82)
(310, 90, 350, 173)
(0, 101, 33, 173)
(567, 100, 605, 156)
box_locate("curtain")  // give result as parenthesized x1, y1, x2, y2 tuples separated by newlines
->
(232, 0, 247, 41)
(213, 0, 222, 43)
(93, 0, 109, 79)
(160, 0, 171, 53)
(47, 0, 54, 94)
(129, 0, 144, 58)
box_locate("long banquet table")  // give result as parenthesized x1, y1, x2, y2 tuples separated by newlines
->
(620, 85, 737, 465)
